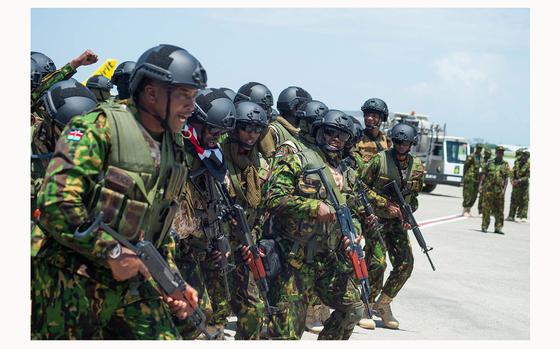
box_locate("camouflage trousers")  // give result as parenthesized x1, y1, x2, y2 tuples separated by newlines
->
(508, 185, 529, 219)
(462, 179, 480, 208)
(482, 191, 505, 231)
(364, 219, 414, 299)
(31, 241, 180, 339)
(267, 247, 363, 340)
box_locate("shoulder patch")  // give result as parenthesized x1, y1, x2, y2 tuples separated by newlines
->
(67, 128, 85, 142)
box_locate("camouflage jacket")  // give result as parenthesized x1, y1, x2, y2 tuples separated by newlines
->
(361, 149, 425, 219)
(31, 63, 76, 107)
(463, 152, 483, 183)
(257, 116, 300, 159)
(36, 105, 181, 272)
(481, 158, 510, 194)
(355, 130, 392, 164)
(511, 159, 530, 187)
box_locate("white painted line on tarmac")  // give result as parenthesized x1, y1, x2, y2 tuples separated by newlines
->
(418, 213, 467, 229)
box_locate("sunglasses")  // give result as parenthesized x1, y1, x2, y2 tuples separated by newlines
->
(238, 123, 266, 134)
(323, 126, 351, 142)
(393, 139, 412, 146)
(207, 127, 225, 137)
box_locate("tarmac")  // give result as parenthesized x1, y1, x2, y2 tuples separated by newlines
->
(221, 184, 530, 340)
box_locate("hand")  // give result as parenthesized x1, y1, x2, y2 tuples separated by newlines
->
(317, 202, 336, 223)
(402, 222, 412, 231)
(342, 236, 360, 259)
(386, 201, 402, 219)
(240, 245, 265, 265)
(69, 49, 99, 69)
(364, 213, 378, 227)
(162, 284, 198, 319)
(107, 246, 151, 282)
(211, 249, 230, 266)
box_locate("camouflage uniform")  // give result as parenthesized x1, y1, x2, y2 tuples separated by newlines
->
(462, 150, 483, 209)
(170, 146, 232, 339)
(361, 149, 425, 299)
(478, 149, 492, 213)
(355, 130, 392, 164)
(480, 157, 510, 232)
(31, 101, 187, 339)
(257, 115, 300, 160)
(221, 138, 269, 339)
(264, 145, 364, 340)
(508, 158, 530, 220)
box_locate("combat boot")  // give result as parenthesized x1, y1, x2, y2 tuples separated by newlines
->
(373, 293, 399, 329)
(481, 227, 487, 233)
(495, 230, 505, 235)
(505, 216, 515, 222)
(462, 207, 471, 217)
(357, 304, 376, 330)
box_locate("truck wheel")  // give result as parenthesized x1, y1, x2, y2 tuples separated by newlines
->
(422, 183, 437, 193)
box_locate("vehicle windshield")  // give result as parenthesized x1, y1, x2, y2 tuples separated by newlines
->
(446, 141, 468, 164)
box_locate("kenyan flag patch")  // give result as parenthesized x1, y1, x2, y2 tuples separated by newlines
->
(67, 129, 84, 142)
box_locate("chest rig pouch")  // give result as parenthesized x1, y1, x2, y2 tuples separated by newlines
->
(87, 102, 187, 247)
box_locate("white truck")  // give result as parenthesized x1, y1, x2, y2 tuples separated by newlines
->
(386, 112, 470, 193)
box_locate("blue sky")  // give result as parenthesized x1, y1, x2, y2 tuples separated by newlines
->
(31, 8, 529, 146)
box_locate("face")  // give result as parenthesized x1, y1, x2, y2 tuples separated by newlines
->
(364, 112, 381, 128)
(322, 126, 350, 150)
(201, 126, 225, 149)
(237, 123, 265, 148)
(496, 150, 504, 160)
(475, 147, 482, 154)
(394, 140, 412, 155)
(146, 82, 197, 133)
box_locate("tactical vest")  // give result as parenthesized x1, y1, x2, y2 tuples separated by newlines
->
(356, 132, 391, 163)
(270, 117, 299, 150)
(87, 102, 187, 247)
(373, 150, 423, 218)
(277, 146, 355, 259)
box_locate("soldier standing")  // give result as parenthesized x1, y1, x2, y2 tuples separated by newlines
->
(31, 44, 206, 339)
(462, 143, 484, 217)
(507, 149, 530, 222)
(479, 146, 510, 234)
(222, 101, 270, 339)
(354, 98, 392, 166)
(264, 110, 365, 340)
(477, 147, 493, 214)
(360, 123, 425, 330)
(171, 88, 237, 339)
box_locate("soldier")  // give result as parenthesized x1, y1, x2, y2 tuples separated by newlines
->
(360, 123, 425, 330)
(110, 61, 136, 101)
(31, 79, 97, 256)
(462, 143, 484, 217)
(355, 98, 392, 165)
(31, 44, 206, 339)
(171, 88, 237, 339)
(86, 75, 114, 102)
(222, 101, 270, 339)
(507, 149, 530, 222)
(478, 146, 510, 234)
(478, 147, 493, 214)
(258, 86, 312, 159)
(264, 110, 365, 340)
(31, 50, 98, 117)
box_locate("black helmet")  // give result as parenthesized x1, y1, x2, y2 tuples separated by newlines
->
(235, 82, 274, 117)
(31, 51, 57, 89)
(389, 123, 418, 145)
(217, 87, 237, 102)
(40, 78, 97, 127)
(234, 101, 268, 127)
(111, 61, 136, 100)
(86, 75, 113, 92)
(192, 88, 236, 131)
(296, 100, 328, 136)
(361, 98, 389, 121)
(313, 110, 354, 153)
(129, 44, 207, 97)
(277, 86, 312, 116)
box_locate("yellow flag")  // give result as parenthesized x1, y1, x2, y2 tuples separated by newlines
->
(82, 58, 118, 85)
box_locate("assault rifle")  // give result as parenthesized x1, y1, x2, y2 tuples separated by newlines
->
(383, 180, 436, 271)
(356, 180, 387, 251)
(189, 167, 233, 301)
(74, 212, 218, 339)
(214, 182, 279, 316)
(304, 166, 373, 319)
